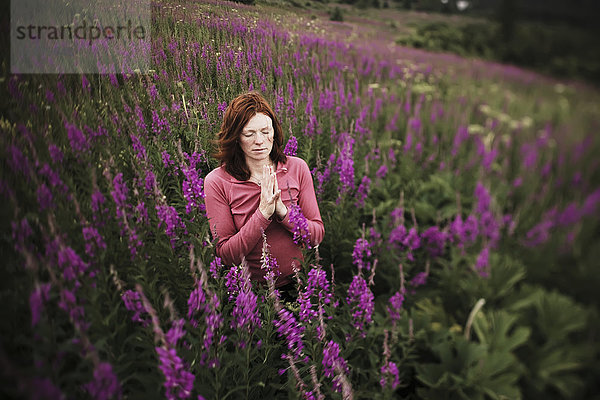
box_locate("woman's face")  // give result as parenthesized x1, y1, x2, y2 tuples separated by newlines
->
(239, 112, 274, 165)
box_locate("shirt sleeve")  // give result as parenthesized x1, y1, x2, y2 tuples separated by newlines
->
(279, 158, 325, 246)
(204, 171, 271, 266)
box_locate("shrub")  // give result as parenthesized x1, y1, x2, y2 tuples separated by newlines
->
(330, 6, 344, 21)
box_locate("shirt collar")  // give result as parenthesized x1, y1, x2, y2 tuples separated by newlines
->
(226, 161, 288, 183)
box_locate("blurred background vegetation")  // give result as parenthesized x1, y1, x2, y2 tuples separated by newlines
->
(243, 0, 600, 85)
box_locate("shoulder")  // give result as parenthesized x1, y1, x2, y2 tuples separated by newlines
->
(204, 165, 231, 189)
(283, 156, 309, 172)
(283, 156, 312, 184)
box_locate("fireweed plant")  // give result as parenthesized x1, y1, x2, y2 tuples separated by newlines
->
(1, 0, 600, 399)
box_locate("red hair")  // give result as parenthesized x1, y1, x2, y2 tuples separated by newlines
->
(214, 91, 286, 181)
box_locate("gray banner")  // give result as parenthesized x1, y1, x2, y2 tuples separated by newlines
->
(11, 0, 151, 74)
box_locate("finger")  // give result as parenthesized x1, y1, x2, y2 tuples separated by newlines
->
(268, 171, 275, 195)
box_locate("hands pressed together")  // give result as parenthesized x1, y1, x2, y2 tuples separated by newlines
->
(258, 164, 287, 220)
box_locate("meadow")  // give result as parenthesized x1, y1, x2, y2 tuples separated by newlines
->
(1, 0, 599, 399)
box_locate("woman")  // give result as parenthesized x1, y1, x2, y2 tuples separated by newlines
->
(204, 91, 324, 290)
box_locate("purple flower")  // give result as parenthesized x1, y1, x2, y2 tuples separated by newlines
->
(355, 176, 371, 208)
(479, 211, 500, 248)
(136, 201, 149, 226)
(7, 145, 31, 179)
(83, 362, 122, 400)
(91, 190, 107, 215)
(186, 273, 223, 360)
(450, 213, 479, 250)
(151, 110, 170, 136)
(352, 238, 372, 271)
(421, 226, 446, 258)
(182, 166, 205, 214)
(122, 290, 150, 326)
(402, 227, 420, 261)
(11, 217, 33, 253)
(346, 275, 374, 336)
(30, 283, 51, 326)
(273, 307, 305, 360)
(37, 184, 54, 211)
(82, 226, 107, 258)
(288, 203, 311, 247)
(523, 219, 554, 247)
(376, 164, 388, 179)
(261, 236, 281, 284)
(21, 377, 63, 400)
(46, 89, 55, 103)
(387, 291, 404, 324)
(58, 246, 88, 281)
(463, 215, 479, 243)
(298, 266, 334, 339)
(217, 101, 228, 117)
(145, 170, 156, 195)
(134, 105, 147, 133)
(449, 214, 464, 241)
(475, 246, 490, 277)
(162, 151, 176, 171)
(409, 116, 422, 134)
(336, 132, 355, 194)
(315, 154, 335, 197)
(389, 224, 407, 245)
(474, 182, 491, 214)
(224, 266, 243, 301)
(557, 203, 581, 226)
(230, 263, 261, 335)
(81, 75, 91, 92)
(231, 288, 262, 334)
(369, 226, 382, 247)
(390, 207, 404, 226)
(130, 133, 147, 162)
(284, 135, 298, 156)
(111, 173, 128, 209)
(127, 229, 142, 261)
(187, 282, 208, 318)
(148, 84, 158, 102)
(520, 143, 538, 169)
(65, 122, 90, 155)
(512, 177, 523, 188)
(166, 319, 186, 347)
(202, 309, 223, 361)
(322, 340, 350, 393)
(380, 361, 400, 390)
(582, 188, 600, 216)
(39, 163, 68, 194)
(48, 144, 64, 164)
(451, 125, 469, 157)
(58, 288, 88, 331)
(109, 73, 119, 88)
(184, 151, 205, 171)
(482, 147, 498, 171)
(303, 95, 317, 137)
(209, 257, 223, 280)
(156, 204, 186, 248)
(409, 272, 428, 287)
(155, 346, 195, 400)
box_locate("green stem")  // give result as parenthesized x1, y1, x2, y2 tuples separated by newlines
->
(245, 334, 251, 398)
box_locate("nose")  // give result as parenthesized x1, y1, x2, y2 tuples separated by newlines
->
(254, 133, 264, 144)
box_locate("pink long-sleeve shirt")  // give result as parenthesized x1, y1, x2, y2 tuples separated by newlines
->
(203, 156, 324, 286)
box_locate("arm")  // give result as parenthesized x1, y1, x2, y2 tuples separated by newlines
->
(279, 159, 325, 246)
(204, 171, 271, 266)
